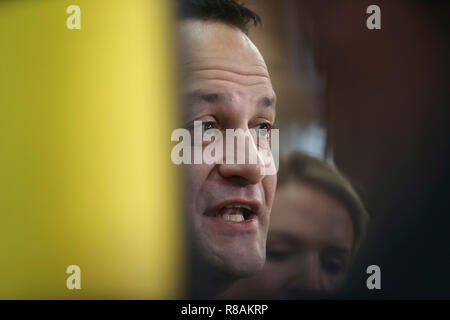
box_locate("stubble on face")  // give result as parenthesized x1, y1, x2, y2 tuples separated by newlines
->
(180, 20, 277, 280)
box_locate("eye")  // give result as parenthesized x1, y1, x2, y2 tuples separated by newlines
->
(321, 258, 346, 276)
(252, 122, 273, 143)
(266, 248, 292, 262)
(188, 120, 218, 133)
(202, 121, 217, 133)
(251, 122, 273, 149)
(253, 122, 272, 135)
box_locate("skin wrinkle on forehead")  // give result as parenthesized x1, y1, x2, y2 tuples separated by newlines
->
(186, 91, 275, 109)
(187, 75, 271, 87)
(182, 77, 276, 124)
(181, 21, 274, 88)
(183, 67, 276, 119)
(184, 63, 270, 78)
(184, 66, 274, 89)
(183, 66, 276, 110)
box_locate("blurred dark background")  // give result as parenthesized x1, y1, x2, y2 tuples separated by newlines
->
(245, 0, 450, 298)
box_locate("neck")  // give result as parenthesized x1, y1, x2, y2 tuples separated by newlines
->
(187, 245, 237, 299)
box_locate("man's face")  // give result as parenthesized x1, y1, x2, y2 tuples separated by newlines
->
(225, 182, 354, 298)
(180, 21, 277, 278)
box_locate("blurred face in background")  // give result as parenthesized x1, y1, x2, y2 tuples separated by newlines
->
(180, 20, 277, 279)
(225, 181, 354, 298)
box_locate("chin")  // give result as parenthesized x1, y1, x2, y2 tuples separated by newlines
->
(223, 258, 265, 279)
(192, 216, 268, 279)
(210, 243, 266, 279)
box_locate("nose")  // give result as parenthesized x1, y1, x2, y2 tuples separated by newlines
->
(217, 129, 265, 185)
(218, 162, 264, 186)
(282, 253, 326, 297)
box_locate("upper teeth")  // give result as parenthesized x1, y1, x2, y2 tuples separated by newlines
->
(217, 204, 253, 222)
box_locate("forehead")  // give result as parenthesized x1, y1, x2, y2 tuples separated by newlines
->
(179, 20, 274, 92)
(270, 183, 354, 250)
(180, 20, 267, 69)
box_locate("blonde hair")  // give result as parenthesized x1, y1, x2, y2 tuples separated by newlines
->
(277, 152, 370, 255)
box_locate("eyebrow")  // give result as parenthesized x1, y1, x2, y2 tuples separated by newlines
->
(187, 91, 275, 109)
(324, 245, 351, 257)
(269, 231, 351, 256)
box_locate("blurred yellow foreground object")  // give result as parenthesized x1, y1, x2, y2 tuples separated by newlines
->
(0, 0, 183, 299)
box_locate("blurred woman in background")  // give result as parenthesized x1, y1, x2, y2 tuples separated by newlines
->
(223, 153, 369, 298)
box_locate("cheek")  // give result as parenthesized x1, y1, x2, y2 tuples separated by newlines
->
(321, 273, 347, 293)
(254, 262, 289, 293)
(262, 174, 277, 210)
(183, 164, 214, 204)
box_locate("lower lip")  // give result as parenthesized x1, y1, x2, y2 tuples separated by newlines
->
(203, 215, 258, 233)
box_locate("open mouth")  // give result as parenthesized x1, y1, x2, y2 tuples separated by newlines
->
(205, 204, 257, 222)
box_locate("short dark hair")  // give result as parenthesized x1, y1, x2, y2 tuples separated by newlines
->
(278, 153, 370, 256)
(177, 0, 262, 35)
